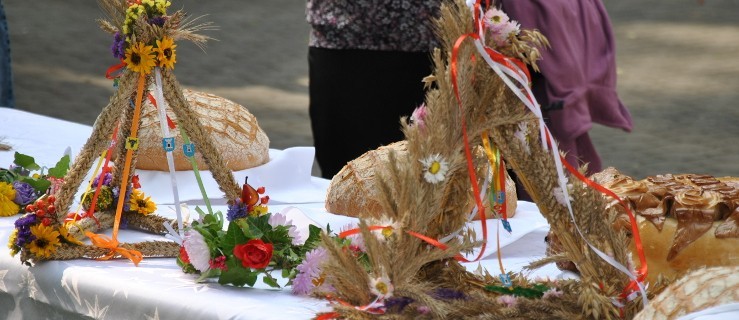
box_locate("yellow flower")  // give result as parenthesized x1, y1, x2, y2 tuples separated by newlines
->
(0, 181, 20, 217)
(250, 205, 268, 217)
(28, 224, 61, 258)
(155, 37, 177, 69)
(8, 229, 19, 256)
(124, 41, 157, 74)
(129, 189, 157, 215)
(60, 224, 84, 245)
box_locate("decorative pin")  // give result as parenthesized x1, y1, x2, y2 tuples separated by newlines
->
(502, 219, 512, 233)
(499, 274, 512, 287)
(162, 137, 175, 152)
(496, 191, 505, 204)
(183, 143, 195, 157)
(125, 137, 139, 150)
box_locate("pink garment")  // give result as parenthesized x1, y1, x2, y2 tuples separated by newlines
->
(500, 0, 632, 174)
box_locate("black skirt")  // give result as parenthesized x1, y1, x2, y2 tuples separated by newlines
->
(309, 47, 433, 178)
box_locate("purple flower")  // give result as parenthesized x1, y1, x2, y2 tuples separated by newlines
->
(14, 214, 38, 246)
(149, 16, 166, 27)
(226, 199, 247, 221)
(432, 288, 466, 300)
(111, 32, 126, 60)
(112, 186, 132, 211)
(384, 296, 414, 313)
(92, 172, 113, 187)
(12, 181, 37, 206)
(292, 247, 333, 295)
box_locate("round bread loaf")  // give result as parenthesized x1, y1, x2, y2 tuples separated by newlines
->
(135, 89, 269, 171)
(325, 141, 517, 219)
(548, 167, 739, 284)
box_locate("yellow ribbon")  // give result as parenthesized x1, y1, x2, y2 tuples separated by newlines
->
(85, 231, 143, 266)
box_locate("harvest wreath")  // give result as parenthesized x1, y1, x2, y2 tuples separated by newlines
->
(7, 0, 239, 265)
(291, 1, 736, 319)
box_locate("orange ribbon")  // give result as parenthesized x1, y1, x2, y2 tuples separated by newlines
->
(88, 72, 147, 265)
(85, 231, 143, 266)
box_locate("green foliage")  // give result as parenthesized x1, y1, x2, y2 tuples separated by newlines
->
(47, 154, 70, 178)
(180, 205, 325, 289)
(484, 283, 550, 299)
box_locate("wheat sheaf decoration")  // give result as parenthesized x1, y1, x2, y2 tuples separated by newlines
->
(309, 1, 666, 319)
(8, 0, 237, 266)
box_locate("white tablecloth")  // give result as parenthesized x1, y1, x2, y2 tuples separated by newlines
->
(2, 107, 733, 319)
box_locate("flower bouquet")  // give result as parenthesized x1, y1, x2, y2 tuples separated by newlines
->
(0, 152, 69, 217)
(178, 181, 323, 288)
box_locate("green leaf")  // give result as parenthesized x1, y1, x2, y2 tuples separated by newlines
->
(0, 169, 17, 183)
(47, 154, 70, 178)
(262, 274, 281, 288)
(218, 258, 258, 287)
(222, 221, 250, 254)
(281, 268, 291, 279)
(13, 152, 40, 171)
(19, 176, 51, 193)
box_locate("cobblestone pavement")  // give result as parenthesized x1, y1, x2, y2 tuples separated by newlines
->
(4, 0, 739, 178)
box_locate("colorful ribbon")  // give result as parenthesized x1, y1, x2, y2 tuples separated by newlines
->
(89, 72, 147, 265)
(152, 67, 185, 241)
(463, 0, 648, 305)
(85, 231, 143, 266)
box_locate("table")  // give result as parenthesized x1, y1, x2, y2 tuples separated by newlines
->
(2, 107, 733, 319)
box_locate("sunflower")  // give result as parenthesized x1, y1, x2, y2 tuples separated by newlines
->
(60, 224, 84, 245)
(129, 189, 157, 215)
(0, 181, 20, 217)
(124, 41, 157, 74)
(28, 224, 61, 258)
(419, 154, 450, 184)
(155, 37, 177, 69)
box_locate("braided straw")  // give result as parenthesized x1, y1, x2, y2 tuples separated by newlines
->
(123, 211, 178, 235)
(21, 240, 180, 263)
(66, 212, 116, 241)
(160, 68, 241, 201)
(54, 71, 138, 223)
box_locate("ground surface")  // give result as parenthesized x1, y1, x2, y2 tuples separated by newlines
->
(5, 0, 739, 178)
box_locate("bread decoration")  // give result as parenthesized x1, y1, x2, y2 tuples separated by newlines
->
(548, 167, 739, 283)
(136, 89, 270, 171)
(325, 141, 517, 220)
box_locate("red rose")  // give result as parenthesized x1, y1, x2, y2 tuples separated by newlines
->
(233, 239, 273, 269)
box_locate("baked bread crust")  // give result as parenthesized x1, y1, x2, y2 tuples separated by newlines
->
(325, 141, 517, 220)
(135, 89, 270, 171)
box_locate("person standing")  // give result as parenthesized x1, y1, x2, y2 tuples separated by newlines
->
(500, 0, 633, 176)
(306, 1, 441, 178)
(0, 0, 13, 108)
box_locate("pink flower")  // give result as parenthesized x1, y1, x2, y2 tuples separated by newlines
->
(183, 230, 211, 272)
(410, 103, 428, 130)
(292, 247, 334, 295)
(497, 295, 518, 307)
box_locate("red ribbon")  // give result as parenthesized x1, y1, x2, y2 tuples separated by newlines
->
(146, 93, 177, 129)
(105, 60, 127, 80)
(83, 123, 120, 226)
(557, 148, 648, 298)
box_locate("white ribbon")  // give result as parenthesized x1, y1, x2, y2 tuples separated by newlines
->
(153, 67, 184, 240)
(467, 2, 648, 306)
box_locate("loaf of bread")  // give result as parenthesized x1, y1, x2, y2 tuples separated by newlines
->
(325, 141, 517, 220)
(548, 167, 739, 284)
(135, 89, 270, 171)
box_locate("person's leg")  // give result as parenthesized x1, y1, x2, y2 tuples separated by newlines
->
(309, 47, 432, 178)
(0, 0, 13, 108)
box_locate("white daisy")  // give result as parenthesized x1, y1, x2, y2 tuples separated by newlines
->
(420, 154, 449, 184)
(369, 270, 394, 298)
(367, 217, 401, 242)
